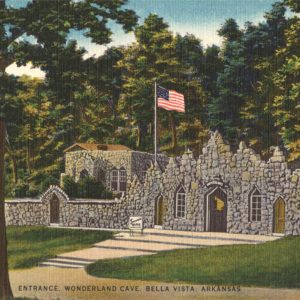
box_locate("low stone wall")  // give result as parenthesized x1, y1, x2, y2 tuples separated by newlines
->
(5, 200, 47, 226)
(5, 187, 129, 229)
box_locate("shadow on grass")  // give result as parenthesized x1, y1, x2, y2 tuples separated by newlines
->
(86, 236, 299, 288)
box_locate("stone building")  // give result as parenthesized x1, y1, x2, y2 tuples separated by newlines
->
(5, 132, 300, 236)
(61, 143, 169, 193)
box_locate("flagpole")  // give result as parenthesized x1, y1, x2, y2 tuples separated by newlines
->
(154, 81, 157, 166)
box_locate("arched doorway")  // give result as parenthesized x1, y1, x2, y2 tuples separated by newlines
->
(273, 198, 285, 233)
(206, 187, 227, 232)
(50, 195, 60, 224)
(154, 196, 164, 226)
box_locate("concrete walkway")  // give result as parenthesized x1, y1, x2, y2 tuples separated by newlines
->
(39, 229, 281, 269)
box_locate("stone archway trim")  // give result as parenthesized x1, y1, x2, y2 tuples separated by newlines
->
(40, 185, 69, 202)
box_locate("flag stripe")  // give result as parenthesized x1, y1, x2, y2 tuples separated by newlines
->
(158, 106, 184, 112)
(157, 99, 184, 109)
(157, 101, 185, 112)
(158, 103, 185, 111)
(157, 86, 185, 112)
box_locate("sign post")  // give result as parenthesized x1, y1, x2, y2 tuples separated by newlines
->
(129, 216, 143, 236)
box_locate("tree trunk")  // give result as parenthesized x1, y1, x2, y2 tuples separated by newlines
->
(10, 153, 17, 184)
(136, 123, 147, 149)
(5, 143, 18, 184)
(169, 114, 177, 151)
(26, 140, 31, 175)
(0, 119, 13, 300)
(136, 126, 142, 148)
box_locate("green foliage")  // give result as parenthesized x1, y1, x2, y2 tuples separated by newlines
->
(2, 0, 300, 197)
(284, 0, 300, 12)
(62, 176, 78, 198)
(118, 14, 207, 152)
(87, 236, 300, 288)
(271, 13, 300, 160)
(0, 0, 137, 197)
(210, 2, 288, 151)
(63, 175, 113, 199)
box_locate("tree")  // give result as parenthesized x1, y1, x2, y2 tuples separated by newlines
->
(118, 14, 207, 152)
(0, 0, 137, 75)
(0, 0, 137, 299)
(84, 47, 125, 140)
(209, 3, 287, 151)
(0, 119, 13, 300)
(271, 1, 300, 159)
(209, 18, 245, 145)
(118, 14, 179, 150)
(241, 2, 287, 155)
(0, 0, 138, 194)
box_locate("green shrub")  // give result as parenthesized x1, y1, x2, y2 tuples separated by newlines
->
(13, 181, 29, 198)
(62, 175, 113, 199)
(39, 175, 59, 192)
(62, 175, 78, 198)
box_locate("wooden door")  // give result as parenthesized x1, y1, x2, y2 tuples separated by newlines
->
(155, 196, 164, 225)
(274, 198, 285, 233)
(50, 196, 60, 223)
(208, 188, 227, 232)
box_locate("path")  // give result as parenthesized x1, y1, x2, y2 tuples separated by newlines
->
(39, 228, 280, 268)
(10, 267, 300, 300)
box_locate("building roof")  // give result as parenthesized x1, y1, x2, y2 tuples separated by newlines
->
(64, 143, 131, 153)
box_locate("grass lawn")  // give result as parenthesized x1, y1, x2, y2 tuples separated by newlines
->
(7, 226, 113, 269)
(87, 236, 299, 288)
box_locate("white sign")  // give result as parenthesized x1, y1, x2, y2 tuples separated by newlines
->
(129, 217, 143, 230)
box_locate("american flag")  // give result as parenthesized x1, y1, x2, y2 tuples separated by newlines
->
(157, 85, 185, 113)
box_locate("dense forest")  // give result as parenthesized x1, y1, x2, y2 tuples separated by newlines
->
(0, 0, 299, 197)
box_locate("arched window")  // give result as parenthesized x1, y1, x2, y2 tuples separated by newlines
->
(96, 168, 106, 183)
(249, 188, 262, 221)
(79, 169, 89, 179)
(119, 167, 127, 192)
(110, 168, 118, 191)
(175, 186, 186, 219)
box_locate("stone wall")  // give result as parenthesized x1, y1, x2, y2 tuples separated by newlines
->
(122, 132, 299, 235)
(64, 150, 132, 188)
(5, 132, 300, 235)
(63, 149, 168, 190)
(5, 200, 47, 226)
(5, 186, 129, 229)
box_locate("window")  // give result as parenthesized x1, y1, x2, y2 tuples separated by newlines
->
(141, 164, 150, 182)
(79, 169, 89, 179)
(250, 188, 262, 221)
(110, 169, 118, 191)
(119, 168, 127, 192)
(96, 168, 106, 183)
(110, 168, 127, 192)
(175, 186, 186, 218)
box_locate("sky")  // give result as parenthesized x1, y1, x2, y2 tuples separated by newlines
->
(6, 0, 278, 78)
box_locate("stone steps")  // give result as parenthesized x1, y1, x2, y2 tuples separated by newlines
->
(39, 257, 93, 269)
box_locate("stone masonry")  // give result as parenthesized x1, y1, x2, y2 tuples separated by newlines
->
(62, 149, 168, 190)
(5, 132, 300, 235)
